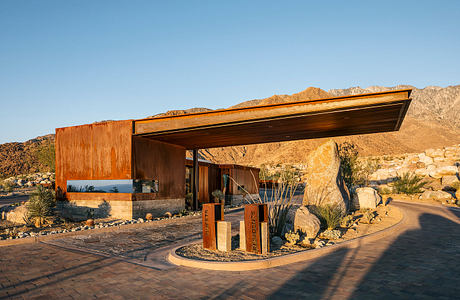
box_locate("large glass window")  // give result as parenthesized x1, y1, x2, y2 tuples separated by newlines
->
(67, 179, 159, 193)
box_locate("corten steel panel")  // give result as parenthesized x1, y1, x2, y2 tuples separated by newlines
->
(132, 136, 185, 200)
(229, 166, 260, 195)
(55, 120, 133, 196)
(133, 90, 412, 149)
(244, 204, 268, 254)
(135, 102, 408, 149)
(199, 165, 209, 203)
(136, 101, 410, 149)
(202, 203, 223, 250)
(135, 89, 411, 134)
(207, 164, 222, 201)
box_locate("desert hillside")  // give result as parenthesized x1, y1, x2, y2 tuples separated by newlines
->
(1, 85, 459, 177)
(193, 85, 460, 166)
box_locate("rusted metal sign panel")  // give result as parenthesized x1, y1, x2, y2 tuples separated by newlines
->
(244, 203, 269, 254)
(202, 203, 223, 250)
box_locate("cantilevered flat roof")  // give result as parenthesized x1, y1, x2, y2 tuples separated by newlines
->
(134, 89, 412, 149)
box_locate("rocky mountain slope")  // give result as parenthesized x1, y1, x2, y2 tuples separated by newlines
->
(329, 85, 460, 129)
(1, 85, 459, 177)
(0, 135, 54, 178)
(194, 85, 460, 166)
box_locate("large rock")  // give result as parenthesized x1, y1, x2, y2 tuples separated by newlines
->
(420, 190, 453, 201)
(5, 205, 28, 224)
(293, 206, 320, 238)
(418, 153, 433, 165)
(441, 175, 459, 187)
(303, 140, 350, 215)
(352, 187, 382, 210)
(425, 149, 444, 158)
(429, 166, 458, 179)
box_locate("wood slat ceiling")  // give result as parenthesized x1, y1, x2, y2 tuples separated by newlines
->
(133, 89, 412, 149)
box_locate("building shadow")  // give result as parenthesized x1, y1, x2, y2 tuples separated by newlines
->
(350, 212, 460, 299)
(269, 209, 460, 299)
(268, 247, 351, 299)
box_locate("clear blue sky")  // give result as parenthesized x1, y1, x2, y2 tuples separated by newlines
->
(0, 0, 459, 144)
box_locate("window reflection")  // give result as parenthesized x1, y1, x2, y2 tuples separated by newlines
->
(67, 179, 159, 193)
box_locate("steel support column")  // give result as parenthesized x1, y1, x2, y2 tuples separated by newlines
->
(192, 149, 199, 210)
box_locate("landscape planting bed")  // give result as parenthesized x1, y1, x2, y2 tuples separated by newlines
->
(173, 204, 402, 263)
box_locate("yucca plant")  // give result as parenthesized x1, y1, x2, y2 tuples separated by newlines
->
(26, 186, 55, 227)
(309, 205, 343, 230)
(392, 172, 426, 194)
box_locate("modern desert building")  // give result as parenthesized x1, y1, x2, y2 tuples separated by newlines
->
(55, 89, 412, 220)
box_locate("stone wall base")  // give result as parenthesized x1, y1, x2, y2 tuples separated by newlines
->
(57, 198, 185, 220)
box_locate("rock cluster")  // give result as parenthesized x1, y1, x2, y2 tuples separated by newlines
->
(368, 144, 460, 203)
(1, 172, 55, 189)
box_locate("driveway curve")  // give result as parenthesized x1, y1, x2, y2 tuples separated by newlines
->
(0, 201, 459, 299)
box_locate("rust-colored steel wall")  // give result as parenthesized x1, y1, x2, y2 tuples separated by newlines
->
(132, 136, 185, 199)
(228, 166, 259, 195)
(55, 120, 133, 195)
(199, 165, 209, 203)
(207, 164, 221, 200)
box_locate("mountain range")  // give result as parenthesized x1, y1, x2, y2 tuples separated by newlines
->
(1, 85, 459, 177)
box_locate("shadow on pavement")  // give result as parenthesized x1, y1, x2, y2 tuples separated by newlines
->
(269, 211, 460, 299)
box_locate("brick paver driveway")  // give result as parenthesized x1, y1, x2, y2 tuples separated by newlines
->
(0, 201, 459, 299)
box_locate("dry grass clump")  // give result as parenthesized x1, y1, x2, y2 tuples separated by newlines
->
(309, 205, 343, 230)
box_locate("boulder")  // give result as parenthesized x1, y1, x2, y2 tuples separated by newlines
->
(424, 178, 443, 191)
(418, 153, 433, 165)
(456, 189, 460, 200)
(425, 149, 444, 158)
(293, 206, 320, 238)
(352, 187, 382, 210)
(303, 140, 350, 215)
(5, 205, 28, 224)
(429, 166, 458, 179)
(441, 175, 459, 187)
(271, 236, 283, 249)
(420, 190, 453, 201)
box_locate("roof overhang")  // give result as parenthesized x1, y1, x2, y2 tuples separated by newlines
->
(133, 89, 412, 149)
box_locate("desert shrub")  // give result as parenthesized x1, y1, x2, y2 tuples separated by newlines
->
(338, 142, 359, 190)
(309, 205, 343, 230)
(36, 141, 55, 172)
(392, 173, 426, 194)
(378, 186, 392, 195)
(231, 167, 299, 237)
(0, 180, 15, 192)
(340, 214, 354, 228)
(211, 189, 224, 201)
(26, 186, 55, 227)
(360, 209, 375, 224)
(338, 142, 380, 190)
(285, 230, 300, 245)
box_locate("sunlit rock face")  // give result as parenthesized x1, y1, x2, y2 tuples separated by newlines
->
(302, 139, 350, 215)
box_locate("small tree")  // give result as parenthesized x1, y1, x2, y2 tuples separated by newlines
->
(338, 142, 359, 191)
(338, 142, 380, 189)
(36, 141, 55, 172)
(26, 186, 56, 227)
